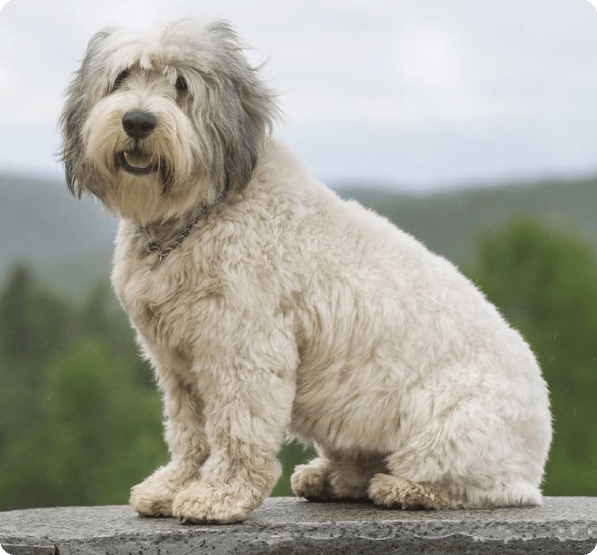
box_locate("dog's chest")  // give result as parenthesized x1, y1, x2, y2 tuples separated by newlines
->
(112, 222, 229, 357)
(112, 230, 195, 347)
(115, 263, 179, 341)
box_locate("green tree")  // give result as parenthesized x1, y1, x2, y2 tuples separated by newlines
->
(0, 265, 32, 360)
(0, 264, 75, 364)
(0, 337, 167, 509)
(0, 264, 78, 509)
(471, 219, 597, 495)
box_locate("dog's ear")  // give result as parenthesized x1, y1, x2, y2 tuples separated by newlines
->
(200, 21, 281, 197)
(227, 64, 280, 194)
(59, 28, 116, 198)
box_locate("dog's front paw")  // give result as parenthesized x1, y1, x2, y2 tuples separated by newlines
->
(291, 462, 335, 501)
(172, 480, 263, 523)
(130, 482, 174, 517)
(130, 466, 192, 517)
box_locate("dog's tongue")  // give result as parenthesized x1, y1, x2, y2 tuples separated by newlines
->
(124, 150, 152, 169)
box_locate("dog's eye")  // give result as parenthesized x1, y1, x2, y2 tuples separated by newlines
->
(175, 75, 188, 95)
(112, 69, 130, 91)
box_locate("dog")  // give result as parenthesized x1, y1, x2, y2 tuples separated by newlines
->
(60, 19, 552, 523)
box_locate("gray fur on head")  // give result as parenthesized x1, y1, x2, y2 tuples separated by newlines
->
(59, 28, 116, 200)
(59, 19, 280, 223)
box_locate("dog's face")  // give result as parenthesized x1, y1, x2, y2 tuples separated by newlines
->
(60, 20, 278, 224)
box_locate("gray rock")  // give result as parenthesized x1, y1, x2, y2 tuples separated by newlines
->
(1, 497, 596, 554)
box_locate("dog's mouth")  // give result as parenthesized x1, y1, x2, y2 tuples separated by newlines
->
(119, 150, 158, 175)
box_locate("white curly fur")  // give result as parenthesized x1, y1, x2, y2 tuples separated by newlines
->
(60, 19, 552, 523)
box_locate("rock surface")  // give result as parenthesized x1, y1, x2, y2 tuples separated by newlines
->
(1, 497, 596, 554)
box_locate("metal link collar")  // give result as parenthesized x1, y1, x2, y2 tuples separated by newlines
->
(139, 197, 223, 270)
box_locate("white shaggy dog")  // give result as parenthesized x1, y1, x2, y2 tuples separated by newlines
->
(60, 19, 552, 523)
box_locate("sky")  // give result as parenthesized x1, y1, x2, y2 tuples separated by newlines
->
(0, 0, 596, 193)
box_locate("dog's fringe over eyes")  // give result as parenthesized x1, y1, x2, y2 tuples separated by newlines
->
(175, 75, 188, 96)
(112, 69, 131, 92)
(59, 18, 552, 525)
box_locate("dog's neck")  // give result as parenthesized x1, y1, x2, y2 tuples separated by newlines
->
(136, 197, 224, 269)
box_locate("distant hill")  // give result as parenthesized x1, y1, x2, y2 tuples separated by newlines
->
(1, 171, 596, 301)
(0, 172, 117, 302)
(340, 176, 597, 267)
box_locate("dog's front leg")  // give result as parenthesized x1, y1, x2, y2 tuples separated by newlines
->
(171, 333, 297, 524)
(130, 365, 209, 517)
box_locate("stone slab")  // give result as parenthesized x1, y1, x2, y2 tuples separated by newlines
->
(1, 497, 596, 554)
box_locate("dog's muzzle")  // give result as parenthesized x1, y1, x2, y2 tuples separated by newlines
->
(119, 111, 159, 175)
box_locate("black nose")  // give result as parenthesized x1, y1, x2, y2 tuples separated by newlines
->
(122, 111, 157, 139)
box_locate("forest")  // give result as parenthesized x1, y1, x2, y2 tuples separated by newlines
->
(1, 217, 596, 510)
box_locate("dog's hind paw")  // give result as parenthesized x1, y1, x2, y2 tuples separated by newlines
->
(368, 473, 450, 510)
(291, 461, 336, 502)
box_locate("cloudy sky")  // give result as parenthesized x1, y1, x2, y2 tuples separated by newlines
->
(0, 0, 596, 193)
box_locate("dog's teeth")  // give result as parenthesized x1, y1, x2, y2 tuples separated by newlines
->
(124, 151, 152, 168)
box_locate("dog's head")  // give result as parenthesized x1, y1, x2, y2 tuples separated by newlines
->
(59, 19, 279, 224)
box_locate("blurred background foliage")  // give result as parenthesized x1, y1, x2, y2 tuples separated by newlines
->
(1, 182, 597, 510)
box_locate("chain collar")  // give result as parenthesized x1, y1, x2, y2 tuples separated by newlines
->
(139, 197, 223, 270)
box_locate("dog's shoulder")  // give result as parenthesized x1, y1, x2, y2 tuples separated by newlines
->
(251, 137, 323, 200)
